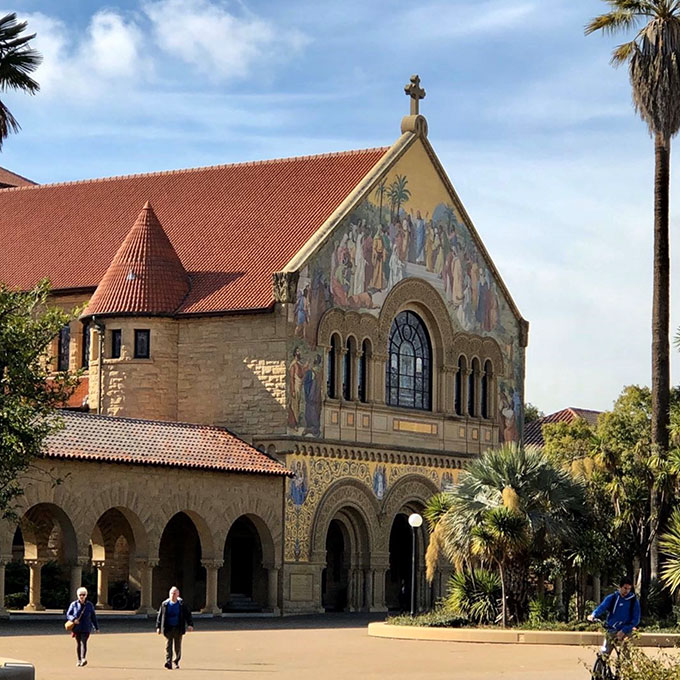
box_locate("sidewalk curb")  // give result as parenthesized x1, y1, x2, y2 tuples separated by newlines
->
(367, 622, 680, 647)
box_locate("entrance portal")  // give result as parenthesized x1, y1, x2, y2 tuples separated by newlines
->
(386, 513, 412, 611)
(322, 519, 348, 612)
(222, 516, 266, 612)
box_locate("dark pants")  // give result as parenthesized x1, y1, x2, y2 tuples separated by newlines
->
(164, 627, 183, 665)
(75, 632, 90, 661)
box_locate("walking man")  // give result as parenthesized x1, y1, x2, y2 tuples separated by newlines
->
(156, 586, 193, 669)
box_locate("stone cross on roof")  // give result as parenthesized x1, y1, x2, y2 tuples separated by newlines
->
(404, 74, 426, 115)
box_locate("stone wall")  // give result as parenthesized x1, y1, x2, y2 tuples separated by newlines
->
(176, 307, 289, 436)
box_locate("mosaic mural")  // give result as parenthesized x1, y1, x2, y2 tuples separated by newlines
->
(284, 454, 459, 562)
(286, 139, 524, 442)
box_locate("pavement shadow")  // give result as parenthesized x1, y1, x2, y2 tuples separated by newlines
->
(0, 612, 388, 637)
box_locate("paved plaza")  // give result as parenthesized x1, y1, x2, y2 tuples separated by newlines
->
(0, 614, 622, 679)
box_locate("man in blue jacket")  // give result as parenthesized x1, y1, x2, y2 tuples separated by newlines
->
(156, 586, 194, 670)
(587, 577, 641, 654)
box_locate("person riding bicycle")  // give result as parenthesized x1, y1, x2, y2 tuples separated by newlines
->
(587, 577, 640, 655)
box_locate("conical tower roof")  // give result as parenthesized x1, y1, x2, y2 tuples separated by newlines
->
(82, 201, 190, 318)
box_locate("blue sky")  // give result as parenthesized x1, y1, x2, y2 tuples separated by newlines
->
(2, 0, 678, 414)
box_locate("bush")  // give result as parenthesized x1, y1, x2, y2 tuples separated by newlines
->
(387, 609, 470, 627)
(445, 569, 500, 625)
(4, 592, 28, 609)
(528, 595, 559, 625)
(616, 644, 680, 679)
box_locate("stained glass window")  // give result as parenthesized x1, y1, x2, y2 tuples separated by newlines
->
(386, 311, 431, 410)
(57, 324, 70, 371)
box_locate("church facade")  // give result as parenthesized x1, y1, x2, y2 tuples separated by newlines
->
(0, 82, 527, 616)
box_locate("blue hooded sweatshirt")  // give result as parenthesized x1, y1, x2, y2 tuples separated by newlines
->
(591, 591, 640, 635)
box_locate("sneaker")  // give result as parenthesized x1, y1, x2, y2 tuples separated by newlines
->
(164, 661, 172, 669)
(76, 660, 82, 667)
(81, 660, 87, 667)
(174, 661, 180, 669)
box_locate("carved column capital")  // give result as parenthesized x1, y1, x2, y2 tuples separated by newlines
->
(201, 559, 224, 570)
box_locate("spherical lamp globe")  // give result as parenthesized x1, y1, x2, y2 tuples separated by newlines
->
(408, 513, 423, 528)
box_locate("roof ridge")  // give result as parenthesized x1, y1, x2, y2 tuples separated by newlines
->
(1, 146, 391, 193)
(61, 409, 251, 436)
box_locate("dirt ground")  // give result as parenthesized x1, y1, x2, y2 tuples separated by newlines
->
(0, 614, 635, 679)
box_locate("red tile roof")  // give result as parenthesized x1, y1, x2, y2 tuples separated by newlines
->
(0, 149, 388, 314)
(82, 202, 190, 318)
(45, 410, 291, 476)
(523, 407, 602, 447)
(0, 166, 35, 188)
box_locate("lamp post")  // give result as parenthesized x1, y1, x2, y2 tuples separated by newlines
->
(408, 513, 423, 616)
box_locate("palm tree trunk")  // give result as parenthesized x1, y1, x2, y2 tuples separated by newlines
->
(651, 132, 671, 580)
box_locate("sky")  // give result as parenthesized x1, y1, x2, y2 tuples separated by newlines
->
(1, 0, 678, 415)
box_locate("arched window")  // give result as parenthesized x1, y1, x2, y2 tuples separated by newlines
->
(358, 339, 370, 403)
(342, 337, 355, 400)
(454, 356, 465, 416)
(386, 310, 431, 410)
(481, 360, 493, 419)
(327, 334, 339, 398)
(468, 358, 480, 417)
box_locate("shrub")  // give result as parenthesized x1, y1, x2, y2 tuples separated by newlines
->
(615, 644, 680, 680)
(445, 569, 500, 625)
(528, 594, 559, 625)
(4, 592, 28, 609)
(387, 609, 469, 627)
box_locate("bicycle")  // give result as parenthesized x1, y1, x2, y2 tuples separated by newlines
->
(110, 582, 141, 611)
(590, 618, 624, 680)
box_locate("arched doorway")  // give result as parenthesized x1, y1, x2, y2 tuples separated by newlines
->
(90, 508, 144, 610)
(16, 503, 78, 611)
(323, 519, 348, 611)
(386, 513, 411, 611)
(221, 516, 268, 612)
(156, 512, 205, 611)
(321, 508, 370, 612)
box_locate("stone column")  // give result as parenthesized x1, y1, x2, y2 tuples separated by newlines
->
(346, 567, 356, 611)
(369, 566, 388, 612)
(70, 557, 89, 601)
(0, 560, 8, 619)
(364, 569, 373, 612)
(135, 558, 158, 616)
(24, 559, 46, 611)
(93, 561, 111, 609)
(356, 569, 365, 610)
(267, 567, 279, 613)
(200, 559, 223, 616)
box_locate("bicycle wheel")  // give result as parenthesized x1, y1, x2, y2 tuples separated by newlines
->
(591, 655, 610, 680)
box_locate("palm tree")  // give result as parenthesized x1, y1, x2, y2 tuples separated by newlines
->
(425, 443, 587, 621)
(374, 179, 387, 225)
(0, 13, 42, 150)
(388, 174, 411, 220)
(586, 2, 680, 475)
(470, 506, 529, 627)
(660, 508, 680, 592)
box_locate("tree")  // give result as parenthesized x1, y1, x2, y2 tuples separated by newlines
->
(586, 2, 680, 497)
(0, 280, 79, 519)
(374, 179, 387, 225)
(523, 403, 544, 424)
(425, 443, 587, 621)
(470, 506, 529, 627)
(0, 13, 41, 150)
(388, 174, 411, 220)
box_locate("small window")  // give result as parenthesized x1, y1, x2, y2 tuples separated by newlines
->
(327, 334, 339, 398)
(111, 329, 122, 359)
(358, 340, 370, 403)
(81, 323, 90, 369)
(134, 329, 150, 359)
(482, 360, 493, 419)
(469, 358, 480, 417)
(57, 324, 70, 371)
(454, 356, 464, 416)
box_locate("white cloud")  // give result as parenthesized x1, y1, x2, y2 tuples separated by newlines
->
(143, 0, 309, 81)
(396, 1, 537, 39)
(85, 11, 146, 80)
